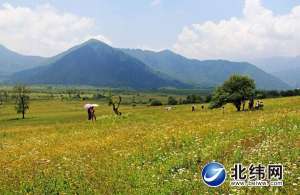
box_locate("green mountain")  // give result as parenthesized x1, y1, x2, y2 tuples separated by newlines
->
(122, 49, 290, 90)
(10, 40, 188, 89)
(4, 40, 291, 90)
(0, 44, 46, 74)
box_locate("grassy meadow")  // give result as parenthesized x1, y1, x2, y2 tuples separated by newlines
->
(0, 96, 299, 194)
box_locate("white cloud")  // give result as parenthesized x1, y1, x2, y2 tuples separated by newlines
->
(174, 0, 300, 60)
(151, 0, 161, 7)
(0, 3, 111, 57)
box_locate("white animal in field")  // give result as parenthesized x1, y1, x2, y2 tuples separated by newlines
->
(165, 106, 175, 111)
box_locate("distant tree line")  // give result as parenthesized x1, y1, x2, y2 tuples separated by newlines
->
(149, 87, 300, 107)
(149, 94, 212, 106)
(255, 89, 300, 99)
(1, 82, 300, 110)
(147, 75, 300, 110)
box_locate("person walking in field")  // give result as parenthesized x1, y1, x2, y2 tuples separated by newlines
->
(88, 107, 92, 120)
(84, 104, 99, 121)
(90, 107, 97, 121)
(259, 101, 264, 110)
(248, 98, 254, 110)
(255, 100, 260, 110)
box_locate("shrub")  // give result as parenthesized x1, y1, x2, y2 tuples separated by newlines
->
(167, 96, 178, 105)
(204, 94, 212, 103)
(93, 93, 105, 100)
(150, 99, 163, 106)
(183, 94, 204, 104)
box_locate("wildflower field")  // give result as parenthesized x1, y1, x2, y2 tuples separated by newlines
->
(0, 96, 299, 194)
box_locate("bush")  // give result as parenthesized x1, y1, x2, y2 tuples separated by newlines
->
(183, 94, 204, 104)
(73, 94, 81, 99)
(82, 96, 89, 101)
(150, 99, 163, 106)
(254, 89, 300, 99)
(93, 93, 105, 100)
(204, 94, 212, 103)
(167, 96, 178, 105)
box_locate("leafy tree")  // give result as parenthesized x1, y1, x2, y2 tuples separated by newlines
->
(209, 87, 228, 109)
(210, 75, 256, 111)
(14, 85, 30, 119)
(167, 96, 178, 105)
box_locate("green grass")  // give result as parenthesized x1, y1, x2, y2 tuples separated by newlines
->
(0, 97, 299, 194)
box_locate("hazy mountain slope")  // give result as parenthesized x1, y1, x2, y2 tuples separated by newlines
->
(0, 45, 46, 74)
(123, 49, 290, 90)
(251, 56, 300, 88)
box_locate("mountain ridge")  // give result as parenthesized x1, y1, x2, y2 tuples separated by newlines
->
(0, 40, 292, 90)
(10, 39, 188, 89)
(122, 48, 290, 90)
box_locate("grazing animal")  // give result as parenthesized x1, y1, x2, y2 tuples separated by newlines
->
(255, 101, 264, 110)
(165, 107, 173, 111)
(192, 104, 196, 112)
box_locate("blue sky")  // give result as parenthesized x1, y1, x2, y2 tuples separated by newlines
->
(0, 0, 300, 59)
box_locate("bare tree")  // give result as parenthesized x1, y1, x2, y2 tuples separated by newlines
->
(108, 94, 122, 116)
(3, 91, 8, 102)
(0, 90, 3, 105)
(0, 90, 8, 105)
(14, 85, 30, 119)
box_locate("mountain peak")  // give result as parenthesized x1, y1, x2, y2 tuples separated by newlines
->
(0, 44, 9, 51)
(83, 39, 110, 47)
(86, 38, 102, 44)
(159, 49, 174, 54)
(10, 39, 187, 89)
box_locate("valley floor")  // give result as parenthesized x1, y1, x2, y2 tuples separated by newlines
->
(0, 97, 299, 194)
